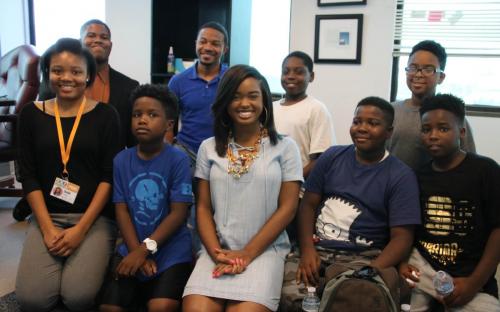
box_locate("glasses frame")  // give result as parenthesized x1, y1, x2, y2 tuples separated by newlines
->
(405, 65, 444, 76)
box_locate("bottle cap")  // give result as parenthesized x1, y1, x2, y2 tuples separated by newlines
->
(401, 303, 411, 311)
(307, 286, 316, 293)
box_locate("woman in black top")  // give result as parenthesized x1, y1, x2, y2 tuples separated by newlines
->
(15, 38, 121, 312)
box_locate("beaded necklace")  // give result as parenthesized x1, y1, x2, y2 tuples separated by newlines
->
(227, 128, 267, 179)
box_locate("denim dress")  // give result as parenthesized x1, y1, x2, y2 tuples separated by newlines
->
(183, 136, 303, 311)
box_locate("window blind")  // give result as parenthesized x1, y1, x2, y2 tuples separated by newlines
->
(393, 0, 500, 57)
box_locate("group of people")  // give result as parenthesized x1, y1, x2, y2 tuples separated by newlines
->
(13, 18, 499, 312)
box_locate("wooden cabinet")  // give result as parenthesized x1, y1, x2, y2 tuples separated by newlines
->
(151, 0, 231, 84)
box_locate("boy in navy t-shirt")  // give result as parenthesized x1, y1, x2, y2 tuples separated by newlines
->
(280, 97, 421, 311)
(100, 84, 193, 312)
(399, 94, 500, 311)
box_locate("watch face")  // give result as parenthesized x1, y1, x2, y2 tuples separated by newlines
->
(144, 239, 157, 252)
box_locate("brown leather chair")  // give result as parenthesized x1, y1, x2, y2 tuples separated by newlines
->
(0, 45, 40, 197)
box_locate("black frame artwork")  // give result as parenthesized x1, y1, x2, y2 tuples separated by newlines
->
(314, 14, 363, 64)
(318, 0, 367, 6)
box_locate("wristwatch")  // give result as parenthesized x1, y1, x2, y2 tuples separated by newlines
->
(142, 238, 157, 254)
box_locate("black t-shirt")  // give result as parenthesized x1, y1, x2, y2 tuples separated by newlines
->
(415, 153, 500, 297)
(18, 102, 122, 217)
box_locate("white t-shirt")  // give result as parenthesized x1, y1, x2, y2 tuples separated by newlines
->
(273, 95, 336, 168)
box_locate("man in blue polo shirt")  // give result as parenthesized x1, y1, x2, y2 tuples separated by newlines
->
(168, 21, 229, 159)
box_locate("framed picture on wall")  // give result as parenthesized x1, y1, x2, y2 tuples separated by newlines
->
(318, 0, 366, 6)
(314, 14, 363, 64)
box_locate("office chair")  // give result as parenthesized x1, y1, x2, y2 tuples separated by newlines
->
(0, 45, 40, 217)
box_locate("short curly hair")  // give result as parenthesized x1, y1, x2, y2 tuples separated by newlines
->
(356, 96, 394, 127)
(410, 40, 447, 71)
(130, 84, 179, 120)
(420, 93, 465, 125)
(283, 51, 314, 73)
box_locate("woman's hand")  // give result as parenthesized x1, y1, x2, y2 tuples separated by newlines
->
(211, 248, 250, 278)
(214, 248, 252, 267)
(116, 246, 149, 278)
(49, 226, 86, 257)
(212, 262, 246, 278)
(43, 226, 63, 252)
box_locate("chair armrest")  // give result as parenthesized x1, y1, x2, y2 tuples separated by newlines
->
(0, 99, 16, 107)
(0, 114, 17, 122)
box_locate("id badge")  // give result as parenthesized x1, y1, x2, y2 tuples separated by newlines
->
(50, 177, 80, 204)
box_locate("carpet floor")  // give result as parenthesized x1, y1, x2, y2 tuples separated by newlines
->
(0, 292, 97, 312)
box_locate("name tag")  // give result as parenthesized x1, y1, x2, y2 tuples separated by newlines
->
(50, 177, 80, 204)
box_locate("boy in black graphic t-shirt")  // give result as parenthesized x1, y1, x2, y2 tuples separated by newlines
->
(399, 94, 500, 311)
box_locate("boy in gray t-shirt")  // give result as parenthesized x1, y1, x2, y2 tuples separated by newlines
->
(387, 40, 475, 170)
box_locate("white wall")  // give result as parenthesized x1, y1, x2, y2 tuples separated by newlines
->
(467, 116, 499, 161)
(105, 0, 151, 84)
(1, 0, 498, 161)
(289, 0, 499, 162)
(290, 0, 396, 145)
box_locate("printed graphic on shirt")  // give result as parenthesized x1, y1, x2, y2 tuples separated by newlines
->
(419, 195, 474, 266)
(180, 182, 192, 196)
(129, 172, 167, 227)
(316, 196, 372, 247)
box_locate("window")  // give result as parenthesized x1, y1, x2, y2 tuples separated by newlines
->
(249, 0, 291, 93)
(231, 0, 291, 94)
(392, 0, 500, 114)
(32, 0, 105, 54)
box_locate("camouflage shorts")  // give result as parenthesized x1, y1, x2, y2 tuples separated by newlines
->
(278, 248, 380, 312)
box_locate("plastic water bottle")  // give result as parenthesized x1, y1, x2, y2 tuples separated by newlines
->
(433, 270, 454, 296)
(302, 286, 320, 312)
(167, 46, 175, 73)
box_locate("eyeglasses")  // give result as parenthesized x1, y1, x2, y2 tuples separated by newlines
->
(405, 65, 443, 76)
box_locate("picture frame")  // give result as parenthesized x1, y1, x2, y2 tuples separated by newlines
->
(314, 14, 363, 64)
(318, 0, 367, 6)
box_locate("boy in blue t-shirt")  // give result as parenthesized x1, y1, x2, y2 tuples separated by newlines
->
(280, 97, 421, 311)
(399, 94, 500, 311)
(100, 84, 193, 312)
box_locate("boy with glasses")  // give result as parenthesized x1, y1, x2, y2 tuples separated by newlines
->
(387, 40, 475, 170)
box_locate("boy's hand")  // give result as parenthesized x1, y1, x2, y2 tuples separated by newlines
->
(398, 262, 420, 288)
(296, 248, 321, 286)
(443, 277, 480, 307)
(140, 259, 157, 277)
(116, 245, 148, 277)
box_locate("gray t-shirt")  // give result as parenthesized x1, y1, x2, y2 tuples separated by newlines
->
(387, 99, 476, 170)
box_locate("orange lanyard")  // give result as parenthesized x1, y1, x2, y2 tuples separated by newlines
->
(54, 97, 86, 178)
